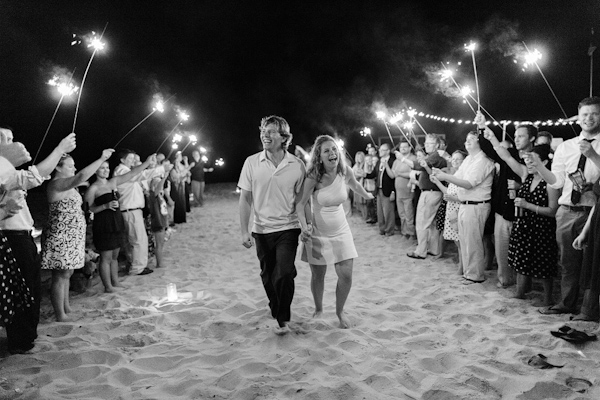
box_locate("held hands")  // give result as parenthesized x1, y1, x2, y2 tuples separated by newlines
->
(101, 149, 115, 161)
(58, 133, 77, 154)
(429, 174, 441, 185)
(300, 223, 313, 242)
(241, 233, 253, 248)
(106, 200, 120, 211)
(430, 167, 446, 180)
(443, 193, 458, 202)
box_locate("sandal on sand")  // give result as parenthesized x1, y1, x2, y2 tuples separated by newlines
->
(527, 354, 564, 369)
(462, 278, 484, 285)
(566, 377, 593, 393)
(551, 325, 597, 344)
(539, 306, 571, 315)
(407, 252, 425, 260)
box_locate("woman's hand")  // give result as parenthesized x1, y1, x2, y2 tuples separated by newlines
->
(573, 233, 587, 250)
(101, 149, 115, 161)
(300, 223, 313, 242)
(514, 197, 529, 209)
(107, 200, 120, 211)
(444, 193, 458, 202)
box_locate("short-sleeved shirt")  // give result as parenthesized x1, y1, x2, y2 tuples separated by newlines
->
(549, 134, 600, 207)
(392, 155, 416, 198)
(454, 151, 495, 202)
(414, 151, 447, 191)
(190, 160, 205, 182)
(238, 151, 305, 234)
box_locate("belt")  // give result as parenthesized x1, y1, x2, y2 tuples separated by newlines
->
(561, 205, 592, 212)
(2, 229, 32, 236)
(462, 199, 491, 205)
(121, 208, 143, 213)
(421, 189, 438, 192)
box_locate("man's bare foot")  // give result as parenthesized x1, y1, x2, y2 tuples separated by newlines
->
(274, 323, 291, 336)
(104, 286, 123, 293)
(312, 310, 323, 318)
(337, 312, 350, 329)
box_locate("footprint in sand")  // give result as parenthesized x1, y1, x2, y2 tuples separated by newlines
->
(42, 324, 74, 338)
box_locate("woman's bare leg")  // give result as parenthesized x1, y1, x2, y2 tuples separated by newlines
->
(310, 264, 326, 317)
(334, 259, 353, 328)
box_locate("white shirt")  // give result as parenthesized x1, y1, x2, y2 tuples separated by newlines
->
(114, 164, 164, 210)
(454, 151, 495, 202)
(0, 157, 44, 230)
(237, 151, 305, 234)
(549, 134, 600, 207)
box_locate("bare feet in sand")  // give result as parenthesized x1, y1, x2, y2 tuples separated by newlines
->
(337, 312, 350, 329)
(104, 286, 124, 293)
(312, 310, 323, 318)
(56, 315, 75, 323)
(274, 323, 291, 336)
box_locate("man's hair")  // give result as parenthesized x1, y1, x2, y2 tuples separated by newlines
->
(516, 124, 538, 141)
(259, 115, 292, 150)
(537, 130, 553, 142)
(424, 133, 440, 145)
(118, 149, 135, 161)
(379, 142, 391, 150)
(578, 96, 600, 110)
(399, 140, 413, 153)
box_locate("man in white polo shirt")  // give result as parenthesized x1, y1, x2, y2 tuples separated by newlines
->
(238, 115, 306, 335)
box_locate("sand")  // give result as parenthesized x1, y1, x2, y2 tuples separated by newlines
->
(1, 183, 599, 399)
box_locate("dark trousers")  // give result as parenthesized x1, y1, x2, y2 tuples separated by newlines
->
(4, 233, 40, 353)
(252, 229, 300, 326)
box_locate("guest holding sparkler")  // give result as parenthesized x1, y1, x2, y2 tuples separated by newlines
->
(114, 150, 163, 276)
(534, 97, 600, 316)
(392, 141, 417, 240)
(0, 128, 75, 354)
(190, 149, 213, 207)
(41, 149, 114, 322)
(351, 151, 366, 219)
(147, 159, 173, 269)
(169, 151, 189, 224)
(298, 135, 374, 328)
(87, 153, 157, 291)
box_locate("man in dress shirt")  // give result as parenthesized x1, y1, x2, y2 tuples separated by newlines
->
(0, 128, 76, 354)
(238, 115, 306, 335)
(401, 134, 447, 259)
(366, 143, 396, 236)
(114, 149, 162, 276)
(433, 131, 495, 284)
(392, 141, 417, 239)
(532, 97, 600, 315)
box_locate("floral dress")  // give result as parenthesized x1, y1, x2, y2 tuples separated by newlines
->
(507, 175, 557, 279)
(41, 190, 86, 270)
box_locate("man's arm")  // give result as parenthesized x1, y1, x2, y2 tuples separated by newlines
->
(239, 189, 253, 248)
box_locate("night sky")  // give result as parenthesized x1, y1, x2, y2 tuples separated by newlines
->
(1, 1, 599, 182)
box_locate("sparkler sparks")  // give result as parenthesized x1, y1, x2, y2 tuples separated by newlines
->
(522, 48, 542, 70)
(201, 155, 209, 163)
(389, 112, 403, 124)
(153, 100, 165, 113)
(47, 76, 79, 97)
(464, 41, 480, 111)
(375, 111, 386, 120)
(215, 158, 225, 167)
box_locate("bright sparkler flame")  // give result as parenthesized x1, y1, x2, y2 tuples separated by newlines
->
(189, 134, 198, 143)
(173, 133, 183, 143)
(178, 111, 190, 121)
(360, 127, 372, 136)
(460, 86, 472, 97)
(523, 49, 542, 70)
(87, 33, 106, 51)
(201, 155, 209, 163)
(199, 146, 207, 153)
(47, 76, 79, 97)
(171, 144, 178, 149)
(153, 101, 165, 113)
(407, 109, 416, 118)
(464, 42, 477, 52)
(375, 111, 386, 120)
(439, 69, 453, 81)
(389, 112, 403, 124)
(403, 122, 414, 130)
(215, 158, 225, 167)
(335, 139, 345, 148)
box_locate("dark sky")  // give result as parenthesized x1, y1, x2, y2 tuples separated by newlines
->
(1, 0, 599, 181)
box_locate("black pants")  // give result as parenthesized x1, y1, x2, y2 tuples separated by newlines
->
(4, 233, 40, 353)
(252, 229, 300, 326)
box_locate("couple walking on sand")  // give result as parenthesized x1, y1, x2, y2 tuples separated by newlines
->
(238, 116, 373, 334)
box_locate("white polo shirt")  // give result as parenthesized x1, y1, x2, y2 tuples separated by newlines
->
(238, 151, 305, 234)
(0, 156, 44, 231)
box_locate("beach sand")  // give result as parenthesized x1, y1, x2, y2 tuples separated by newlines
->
(1, 183, 599, 399)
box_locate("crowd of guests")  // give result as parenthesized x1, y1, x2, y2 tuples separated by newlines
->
(347, 97, 600, 325)
(0, 128, 212, 354)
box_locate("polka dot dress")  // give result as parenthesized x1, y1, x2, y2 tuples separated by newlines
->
(508, 175, 557, 279)
(0, 234, 34, 326)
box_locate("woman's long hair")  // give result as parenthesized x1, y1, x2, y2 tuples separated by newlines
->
(306, 135, 346, 183)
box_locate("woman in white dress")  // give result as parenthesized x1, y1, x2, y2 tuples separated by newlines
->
(298, 135, 374, 328)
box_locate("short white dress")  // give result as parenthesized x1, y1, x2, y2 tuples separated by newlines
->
(302, 174, 358, 265)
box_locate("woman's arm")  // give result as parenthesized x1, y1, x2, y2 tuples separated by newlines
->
(296, 176, 317, 235)
(514, 185, 559, 218)
(83, 184, 116, 214)
(573, 205, 596, 250)
(50, 149, 114, 193)
(345, 166, 374, 200)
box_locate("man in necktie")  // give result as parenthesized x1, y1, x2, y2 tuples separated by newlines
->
(365, 143, 396, 236)
(531, 97, 600, 316)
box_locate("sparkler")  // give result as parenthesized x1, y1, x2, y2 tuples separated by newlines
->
(156, 110, 190, 153)
(440, 63, 476, 114)
(180, 133, 198, 153)
(33, 72, 79, 164)
(375, 111, 395, 147)
(521, 42, 575, 134)
(360, 127, 377, 146)
(72, 24, 108, 133)
(215, 158, 225, 167)
(464, 42, 480, 111)
(113, 98, 167, 148)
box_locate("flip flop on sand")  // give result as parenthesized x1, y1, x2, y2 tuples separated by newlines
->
(406, 252, 425, 260)
(527, 354, 564, 369)
(566, 377, 593, 393)
(538, 306, 572, 315)
(550, 325, 597, 344)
